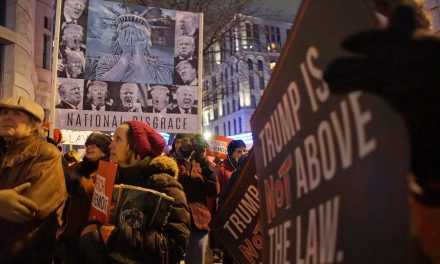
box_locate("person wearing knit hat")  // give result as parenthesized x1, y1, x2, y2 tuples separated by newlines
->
(214, 139, 246, 264)
(216, 139, 247, 196)
(171, 133, 219, 264)
(59, 132, 112, 263)
(0, 96, 67, 263)
(80, 121, 190, 264)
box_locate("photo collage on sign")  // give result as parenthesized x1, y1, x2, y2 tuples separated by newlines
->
(56, 0, 199, 115)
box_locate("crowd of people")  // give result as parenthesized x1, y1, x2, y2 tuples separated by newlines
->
(0, 96, 247, 264)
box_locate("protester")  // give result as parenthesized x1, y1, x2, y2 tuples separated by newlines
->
(0, 96, 67, 263)
(80, 121, 190, 263)
(59, 132, 112, 264)
(170, 86, 197, 114)
(215, 140, 247, 193)
(172, 134, 219, 264)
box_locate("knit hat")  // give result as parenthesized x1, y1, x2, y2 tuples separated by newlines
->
(0, 96, 45, 123)
(227, 140, 246, 155)
(127, 121, 165, 158)
(85, 132, 112, 157)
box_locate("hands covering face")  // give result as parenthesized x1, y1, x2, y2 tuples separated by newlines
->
(116, 22, 151, 57)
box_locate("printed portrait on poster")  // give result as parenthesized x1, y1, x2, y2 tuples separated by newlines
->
(146, 85, 173, 113)
(58, 23, 87, 79)
(82, 80, 113, 111)
(61, 0, 88, 30)
(56, 78, 85, 110)
(85, 1, 175, 84)
(169, 85, 198, 115)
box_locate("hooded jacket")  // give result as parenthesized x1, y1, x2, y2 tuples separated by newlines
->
(108, 155, 190, 264)
(0, 132, 67, 263)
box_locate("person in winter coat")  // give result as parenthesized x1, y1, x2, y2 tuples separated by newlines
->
(0, 96, 67, 264)
(215, 140, 247, 193)
(59, 132, 112, 263)
(80, 121, 190, 264)
(172, 134, 219, 264)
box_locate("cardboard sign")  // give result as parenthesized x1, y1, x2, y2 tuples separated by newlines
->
(250, 0, 410, 263)
(207, 135, 233, 159)
(211, 151, 263, 264)
(88, 160, 118, 224)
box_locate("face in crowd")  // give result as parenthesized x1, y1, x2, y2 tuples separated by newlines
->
(176, 86, 195, 109)
(176, 60, 197, 85)
(62, 24, 83, 50)
(178, 14, 197, 35)
(0, 109, 38, 141)
(87, 81, 108, 107)
(110, 123, 135, 168)
(176, 36, 195, 59)
(151, 86, 169, 111)
(231, 147, 246, 160)
(59, 81, 81, 106)
(65, 51, 84, 77)
(120, 83, 139, 109)
(64, 0, 87, 21)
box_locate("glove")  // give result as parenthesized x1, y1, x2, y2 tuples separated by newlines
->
(324, 4, 440, 204)
(0, 182, 39, 223)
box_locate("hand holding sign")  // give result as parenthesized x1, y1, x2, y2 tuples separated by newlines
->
(324, 4, 440, 205)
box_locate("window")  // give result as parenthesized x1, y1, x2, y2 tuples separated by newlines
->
(251, 95, 257, 108)
(233, 119, 237, 135)
(239, 117, 242, 133)
(258, 60, 265, 89)
(248, 59, 255, 90)
(232, 99, 236, 112)
(43, 35, 52, 70)
(227, 102, 230, 114)
(230, 64, 234, 77)
(236, 61, 239, 73)
(44, 17, 51, 30)
(215, 126, 219, 135)
(228, 121, 231, 136)
(0, 0, 6, 26)
(231, 81, 235, 94)
(276, 27, 281, 47)
(214, 108, 218, 120)
(223, 123, 226, 136)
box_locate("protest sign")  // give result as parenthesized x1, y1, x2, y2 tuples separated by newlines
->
(88, 160, 118, 224)
(206, 135, 233, 159)
(250, 1, 410, 263)
(54, 0, 202, 133)
(211, 151, 263, 264)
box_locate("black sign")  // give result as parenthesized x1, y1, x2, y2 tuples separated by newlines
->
(250, 0, 411, 263)
(211, 151, 263, 264)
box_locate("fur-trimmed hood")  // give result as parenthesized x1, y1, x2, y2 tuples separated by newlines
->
(148, 155, 179, 179)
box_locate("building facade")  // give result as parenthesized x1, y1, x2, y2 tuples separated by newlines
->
(0, 0, 54, 118)
(202, 14, 291, 137)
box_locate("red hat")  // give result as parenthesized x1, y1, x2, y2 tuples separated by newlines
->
(127, 121, 165, 158)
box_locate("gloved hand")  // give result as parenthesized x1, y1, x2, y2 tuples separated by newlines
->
(324, 4, 440, 204)
(0, 182, 39, 223)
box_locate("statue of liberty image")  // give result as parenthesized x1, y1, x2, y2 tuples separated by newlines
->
(94, 7, 173, 84)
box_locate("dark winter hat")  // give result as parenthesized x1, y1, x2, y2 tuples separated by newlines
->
(85, 132, 112, 156)
(227, 140, 246, 155)
(127, 121, 165, 158)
